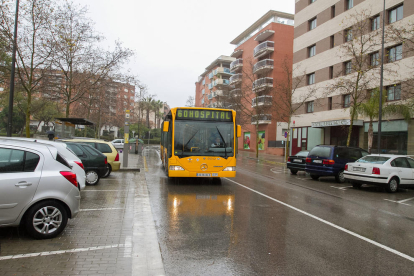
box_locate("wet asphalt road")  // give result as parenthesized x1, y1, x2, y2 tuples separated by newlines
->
(144, 147, 414, 276)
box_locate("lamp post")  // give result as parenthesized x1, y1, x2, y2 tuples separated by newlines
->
(377, 0, 386, 154)
(6, 0, 20, 137)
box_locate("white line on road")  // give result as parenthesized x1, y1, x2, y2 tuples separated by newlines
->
(330, 186, 353, 190)
(398, 196, 414, 203)
(82, 190, 126, 192)
(384, 199, 411, 206)
(123, 236, 132, 258)
(224, 177, 414, 263)
(80, 208, 125, 211)
(0, 244, 124, 261)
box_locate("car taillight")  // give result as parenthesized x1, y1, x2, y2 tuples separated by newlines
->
(115, 152, 119, 162)
(345, 164, 348, 171)
(105, 157, 108, 164)
(323, 159, 335, 165)
(74, 161, 84, 170)
(60, 171, 78, 187)
(306, 158, 312, 163)
(372, 167, 380, 175)
(288, 157, 292, 162)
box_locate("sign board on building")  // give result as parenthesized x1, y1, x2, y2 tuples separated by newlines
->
(311, 119, 363, 128)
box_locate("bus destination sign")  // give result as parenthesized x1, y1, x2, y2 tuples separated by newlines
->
(176, 109, 232, 122)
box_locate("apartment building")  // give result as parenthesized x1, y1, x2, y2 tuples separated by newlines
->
(195, 55, 235, 108)
(291, 0, 414, 155)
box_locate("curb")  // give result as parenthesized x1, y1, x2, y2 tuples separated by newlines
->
(119, 168, 141, 172)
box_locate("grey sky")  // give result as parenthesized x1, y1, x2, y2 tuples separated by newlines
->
(74, 0, 295, 108)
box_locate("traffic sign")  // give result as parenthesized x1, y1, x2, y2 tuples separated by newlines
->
(284, 132, 288, 138)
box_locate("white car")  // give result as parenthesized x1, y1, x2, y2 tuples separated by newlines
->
(0, 138, 86, 190)
(344, 154, 414, 193)
(111, 139, 124, 150)
(0, 140, 80, 239)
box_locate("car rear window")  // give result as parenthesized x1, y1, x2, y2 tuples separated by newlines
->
(82, 145, 100, 156)
(96, 143, 112, 153)
(309, 147, 331, 158)
(24, 152, 40, 171)
(56, 153, 71, 169)
(357, 156, 390, 164)
(67, 144, 85, 157)
(296, 151, 309, 157)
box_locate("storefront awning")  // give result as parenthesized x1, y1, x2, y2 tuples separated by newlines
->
(311, 119, 363, 128)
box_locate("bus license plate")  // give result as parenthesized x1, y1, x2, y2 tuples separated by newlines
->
(197, 173, 211, 177)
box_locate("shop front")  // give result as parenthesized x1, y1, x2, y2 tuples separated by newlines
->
(364, 120, 408, 155)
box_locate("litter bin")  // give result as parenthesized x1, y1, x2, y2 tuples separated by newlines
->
(129, 142, 136, 154)
(137, 142, 144, 154)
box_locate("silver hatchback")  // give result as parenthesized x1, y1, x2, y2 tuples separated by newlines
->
(0, 140, 80, 239)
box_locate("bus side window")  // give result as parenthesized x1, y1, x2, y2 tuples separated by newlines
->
(167, 120, 172, 158)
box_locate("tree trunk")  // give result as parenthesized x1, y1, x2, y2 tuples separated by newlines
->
(285, 121, 291, 162)
(25, 92, 32, 138)
(368, 120, 373, 153)
(255, 123, 259, 158)
(346, 108, 357, 146)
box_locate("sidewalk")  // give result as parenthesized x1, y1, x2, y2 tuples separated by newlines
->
(118, 151, 143, 171)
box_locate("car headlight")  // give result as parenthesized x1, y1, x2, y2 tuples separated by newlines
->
(223, 167, 236, 171)
(169, 166, 184, 171)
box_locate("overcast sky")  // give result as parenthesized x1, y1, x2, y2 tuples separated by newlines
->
(73, 0, 295, 108)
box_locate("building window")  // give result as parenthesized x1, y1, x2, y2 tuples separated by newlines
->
(307, 73, 315, 85)
(345, 29, 352, 42)
(387, 84, 401, 101)
(309, 18, 317, 31)
(328, 97, 332, 110)
(346, 0, 353, 10)
(388, 44, 402, 62)
(310, 0, 316, 3)
(307, 101, 314, 113)
(371, 15, 380, 31)
(329, 66, 334, 79)
(370, 52, 379, 66)
(331, 5, 336, 18)
(330, 35, 334, 48)
(308, 45, 316, 57)
(202, 79, 205, 85)
(343, 94, 351, 108)
(201, 98, 204, 104)
(202, 89, 205, 95)
(389, 5, 403, 24)
(344, 61, 352, 75)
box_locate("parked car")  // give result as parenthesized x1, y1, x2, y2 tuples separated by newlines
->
(64, 142, 107, 185)
(305, 145, 369, 183)
(62, 138, 120, 178)
(344, 155, 414, 193)
(111, 139, 124, 150)
(0, 137, 86, 190)
(287, 150, 309, 174)
(0, 140, 80, 239)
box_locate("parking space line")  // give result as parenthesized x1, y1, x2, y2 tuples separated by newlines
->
(80, 208, 125, 211)
(398, 197, 414, 203)
(0, 244, 124, 261)
(384, 199, 411, 206)
(82, 190, 126, 192)
(330, 186, 353, 190)
(224, 177, 414, 263)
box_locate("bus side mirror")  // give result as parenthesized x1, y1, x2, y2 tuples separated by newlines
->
(237, 125, 241, 138)
(163, 122, 169, 132)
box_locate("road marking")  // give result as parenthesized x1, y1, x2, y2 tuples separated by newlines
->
(384, 199, 411, 206)
(224, 177, 414, 263)
(123, 236, 132, 258)
(80, 208, 125, 211)
(82, 190, 126, 192)
(330, 186, 353, 190)
(144, 156, 149, 172)
(0, 244, 124, 261)
(398, 196, 414, 203)
(270, 168, 282, 174)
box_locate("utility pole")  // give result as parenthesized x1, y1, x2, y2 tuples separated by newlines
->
(377, 0, 386, 154)
(6, 0, 20, 137)
(123, 110, 130, 167)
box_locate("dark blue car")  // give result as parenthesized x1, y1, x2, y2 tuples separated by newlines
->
(305, 145, 369, 183)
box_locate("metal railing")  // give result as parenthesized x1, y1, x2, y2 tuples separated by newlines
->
(251, 114, 272, 123)
(230, 73, 242, 84)
(254, 41, 274, 57)
(253, 59, 274, 73)
(252, 95, 272, 106)
(230, 59, 243, 71)
(253, 77, 273, 90)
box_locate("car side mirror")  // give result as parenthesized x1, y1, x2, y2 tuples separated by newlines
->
(163, 122, 169, 132)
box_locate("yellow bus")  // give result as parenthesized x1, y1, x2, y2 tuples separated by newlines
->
(161, 107, 241, 178)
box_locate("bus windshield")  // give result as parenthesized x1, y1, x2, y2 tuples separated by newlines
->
(174, 120, 234, 158)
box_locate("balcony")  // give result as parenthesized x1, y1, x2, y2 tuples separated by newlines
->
(213, 78, 230, 88)
(254, 41, 274, 58)
(208, 72, 214, 79)
(208, 94, 213, 100)
(215, 90, 223, 96)
(229, 73, 242, 85)
(253, 59, 273, 75)
(231, 49, 243, 58)
(208, 83, 213, 90)
(253, 77, 273, 93)
(251, 114, 272, 124)
(229, 88, 242, 97)
(254, 30, 275, 42)
(214, 67, 233, 76)
(230, 59, 243, 73)
(252, 95, 272, 107)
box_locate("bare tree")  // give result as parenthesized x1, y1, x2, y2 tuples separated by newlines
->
(185, 95, 194, 107)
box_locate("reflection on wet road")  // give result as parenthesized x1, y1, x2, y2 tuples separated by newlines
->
(144, 147, 414, 275)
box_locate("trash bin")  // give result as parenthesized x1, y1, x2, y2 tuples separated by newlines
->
(129, 142, 136, 154)
(137, 142, 143, 154)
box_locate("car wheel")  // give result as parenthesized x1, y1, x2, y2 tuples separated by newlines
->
(85, 170, 100, 185)
(310, 174, 319, 180)
(102, 164, 112, 178)
(290, 169, 298, 175)
(352, 182, 362, 189)
(386, 177, 399, 193)
(24, 200, 68, 239)
(335, 170, 346, 183)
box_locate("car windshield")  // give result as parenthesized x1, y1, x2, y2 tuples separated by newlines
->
(174, 120, 234, 158)
(357, 156, 390, 164)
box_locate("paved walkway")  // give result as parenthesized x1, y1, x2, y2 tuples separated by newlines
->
(237, 150, 286, 165)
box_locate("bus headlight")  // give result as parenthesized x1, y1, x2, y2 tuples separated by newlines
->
(223, 167, 236, 171)
(169, 166, 184, 171)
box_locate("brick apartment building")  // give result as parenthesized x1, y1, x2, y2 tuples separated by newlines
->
(195, 10, 295, 155)
(291, 0, 414, 155)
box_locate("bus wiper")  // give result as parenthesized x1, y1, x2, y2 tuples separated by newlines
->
(216, 126, 227, 159)
(182, 129, 199, 158)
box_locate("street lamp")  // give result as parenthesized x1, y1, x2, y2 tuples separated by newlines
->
(377, 0, 386, 154)
(6, 0, 20, 137)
